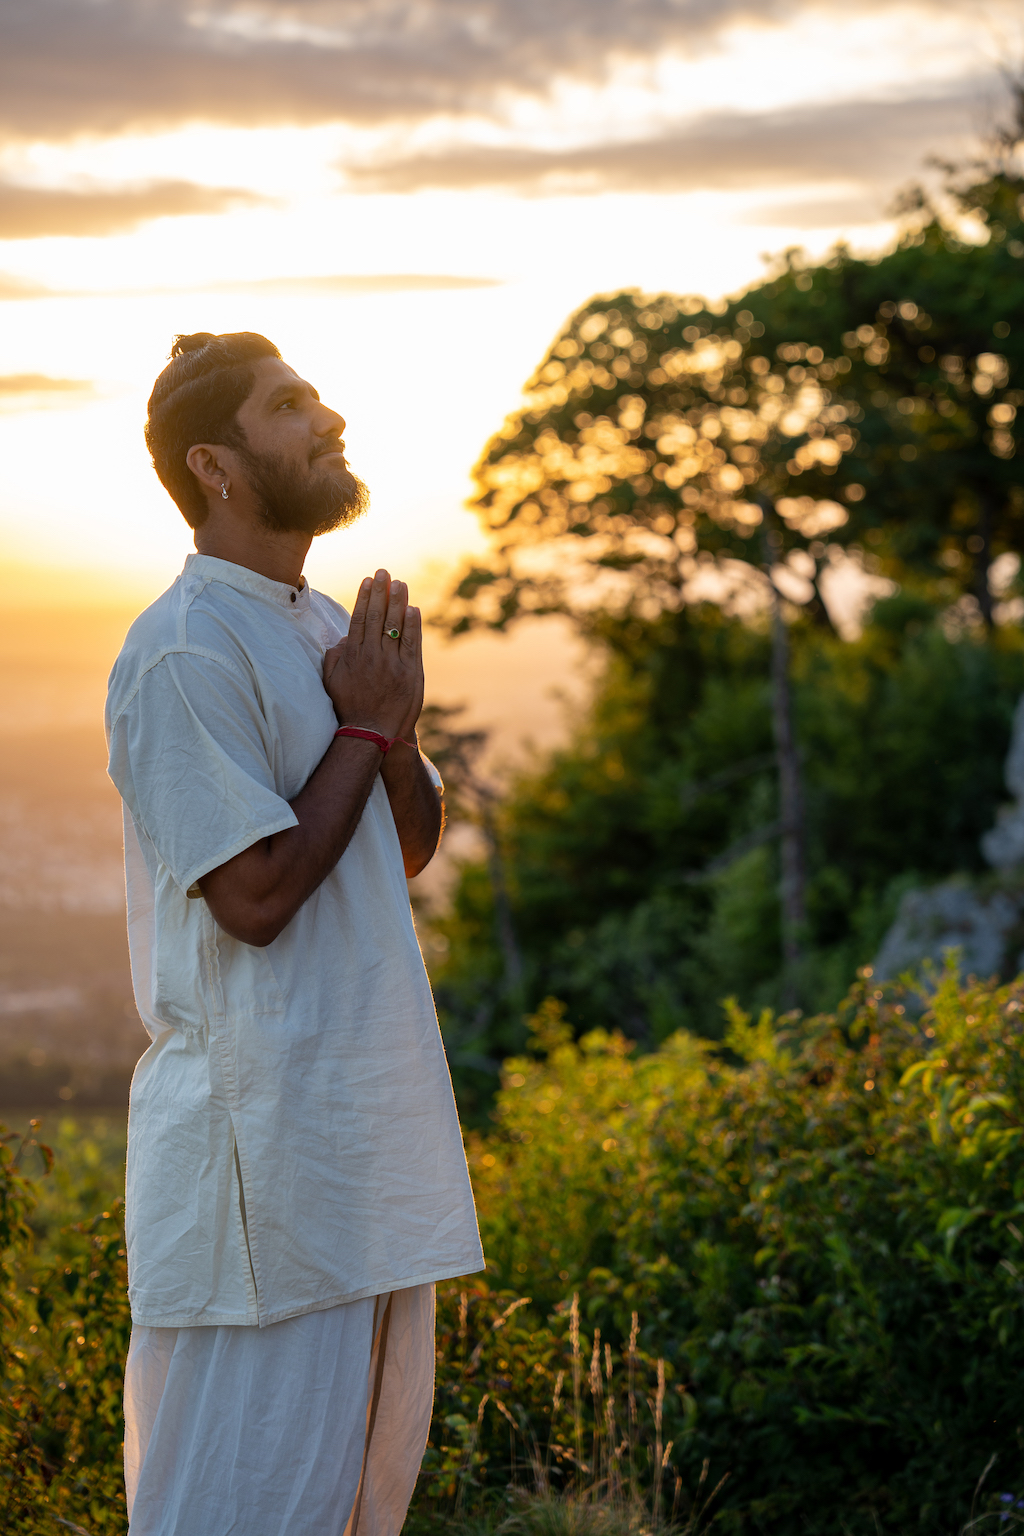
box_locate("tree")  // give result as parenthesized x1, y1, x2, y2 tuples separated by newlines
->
(445, 138, 1024, 637)
(445, 285, 853, 635)
(440, 123, 1024, 987)
(427, 602, 1024, 1063)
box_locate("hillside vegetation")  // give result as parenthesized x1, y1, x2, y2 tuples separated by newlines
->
(5, 969, 1024, 1534)
(428, 155, 1024, 1110)
(428, 601, 1024, 1119)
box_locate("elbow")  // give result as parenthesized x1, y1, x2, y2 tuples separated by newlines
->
(404, 799, 444, 878)
(237, 921, 284, 949)
(235, 907, 289, 947)
(205, 898, 289, 949)
(404, 825, 443, 878)
(197, 855, 296, 947)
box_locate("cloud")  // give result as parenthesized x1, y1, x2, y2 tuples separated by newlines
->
(0, 374, 96, 409)
(0, 272, 50, 298)
(201, 273, 501, 293)
(338, 89, 979, 197)
(0, 180, 268, 239)
(0, 0, 981, 140)
(0, 272, 501, 301)
(0, 373, 89, 392)
(739, 194, 889, 227)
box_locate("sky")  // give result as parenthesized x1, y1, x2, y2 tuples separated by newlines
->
(0, 0, 1019, 614)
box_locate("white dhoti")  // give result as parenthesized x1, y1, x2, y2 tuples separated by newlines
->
(124, 1283, 435, 1536)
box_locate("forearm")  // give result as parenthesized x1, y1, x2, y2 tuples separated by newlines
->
(200, 566, 436, 941)
(199, 733, 383, 945)
(381, 742, 444, 877)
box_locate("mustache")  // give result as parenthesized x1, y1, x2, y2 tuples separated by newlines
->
(311, 439, 345, 460)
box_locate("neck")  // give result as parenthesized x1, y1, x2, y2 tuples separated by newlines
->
(195, 513, 312, 590)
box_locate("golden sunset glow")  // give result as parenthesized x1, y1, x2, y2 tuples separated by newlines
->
(7, 16, 1024, 1524)
(0, 0, 1009, 611)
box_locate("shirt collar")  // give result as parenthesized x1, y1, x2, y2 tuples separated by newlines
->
(183, 552, 311, 612)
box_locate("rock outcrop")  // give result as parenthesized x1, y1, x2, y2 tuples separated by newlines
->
(872, 695, 1024, 981)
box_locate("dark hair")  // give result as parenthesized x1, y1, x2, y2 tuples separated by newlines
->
(145, 331, 281, 527)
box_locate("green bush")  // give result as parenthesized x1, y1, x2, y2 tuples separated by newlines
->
(7, 971, 1024, 1532)
(439, 974, 1024, 1532)
(0, 1118, 129, 1533)
(431, 605, 1024, 1095)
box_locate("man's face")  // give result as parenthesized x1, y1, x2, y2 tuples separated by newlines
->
(232, 357, 368, 536)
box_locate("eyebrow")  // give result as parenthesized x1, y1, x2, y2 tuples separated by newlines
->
(264, 379, 321, 408)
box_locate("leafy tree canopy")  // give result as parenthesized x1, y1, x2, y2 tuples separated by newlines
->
(446, 157, 1024, 636)
(430, 602, 1024, 1104)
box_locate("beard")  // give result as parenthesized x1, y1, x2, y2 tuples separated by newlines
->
(237, 443, 369, 537)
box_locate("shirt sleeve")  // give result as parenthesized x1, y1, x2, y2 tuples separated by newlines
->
(108, 648, 299, 896)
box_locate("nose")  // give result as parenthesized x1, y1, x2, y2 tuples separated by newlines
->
(316, 402, 346, 438)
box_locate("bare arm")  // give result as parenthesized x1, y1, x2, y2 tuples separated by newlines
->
(199, 568, 440, 945)
(381, 742, 445, 878)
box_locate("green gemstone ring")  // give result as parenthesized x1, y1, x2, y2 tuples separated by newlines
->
(386, 627, 401, 640)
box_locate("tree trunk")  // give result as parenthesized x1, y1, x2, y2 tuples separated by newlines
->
(771, 593, 807, 983)
(480, 800, 525, 1009)
(762, 505, 807, 1007)
(975, 487, 995, 629)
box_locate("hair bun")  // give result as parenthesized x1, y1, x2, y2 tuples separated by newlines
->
(170, 332, 216, 358)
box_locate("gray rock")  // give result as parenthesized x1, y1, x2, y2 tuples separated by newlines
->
(982, 694, 1024, 868)
(873, 880, 1019, 982)
(981, 805, 1024, 869)
(1005, 694, 1024, 800)
(872, 695, 1024, 981)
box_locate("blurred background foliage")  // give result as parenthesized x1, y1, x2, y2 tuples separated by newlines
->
(424, 603, 1024, 1121)
(422, 139, 1024, 1121)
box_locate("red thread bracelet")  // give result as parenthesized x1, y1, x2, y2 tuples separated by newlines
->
(334, 725, 415, 755)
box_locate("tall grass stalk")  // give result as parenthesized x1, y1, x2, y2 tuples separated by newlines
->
(653, 1359, 665, 1527)
(570, 1293, 583, 1476)
(589, 1328, 603, 1492)
(455, 1300, 725, 1536)
(454, 1394, 491, 1517)
(626, 1311, 638, 1504)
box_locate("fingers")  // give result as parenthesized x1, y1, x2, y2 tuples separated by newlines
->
(347, 567, 413, 652)
(400, 604, 422, 661)
(400, 606, 424, 732)
(383, 579, 408, 644)
(364, 568, 392, 642)
(348, 575, 373, 643)
(322, 635, 347, 682)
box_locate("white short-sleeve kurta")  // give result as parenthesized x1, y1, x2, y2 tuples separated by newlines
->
(105, 553, 484, 1329)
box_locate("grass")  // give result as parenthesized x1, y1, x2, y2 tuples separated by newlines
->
(411, 1295, 727, 1536)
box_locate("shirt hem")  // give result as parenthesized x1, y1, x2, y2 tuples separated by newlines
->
(129, 1251, 487, 1330)
(178, 811, 299, 897)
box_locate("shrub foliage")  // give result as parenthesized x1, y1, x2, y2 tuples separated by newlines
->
(5, 970, 1024, 1531)
(433, 971, 1024, 1532)
(0, 1120, 129, 1533)
(431, 604, 1024, 1098)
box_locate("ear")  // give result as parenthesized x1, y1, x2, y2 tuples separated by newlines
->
(186, 443, 233, 501)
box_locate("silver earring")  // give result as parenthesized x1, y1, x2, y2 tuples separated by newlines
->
(221, 484, 229, 500)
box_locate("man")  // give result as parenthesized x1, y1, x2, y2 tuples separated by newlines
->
(106, 331, 483, 1535)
